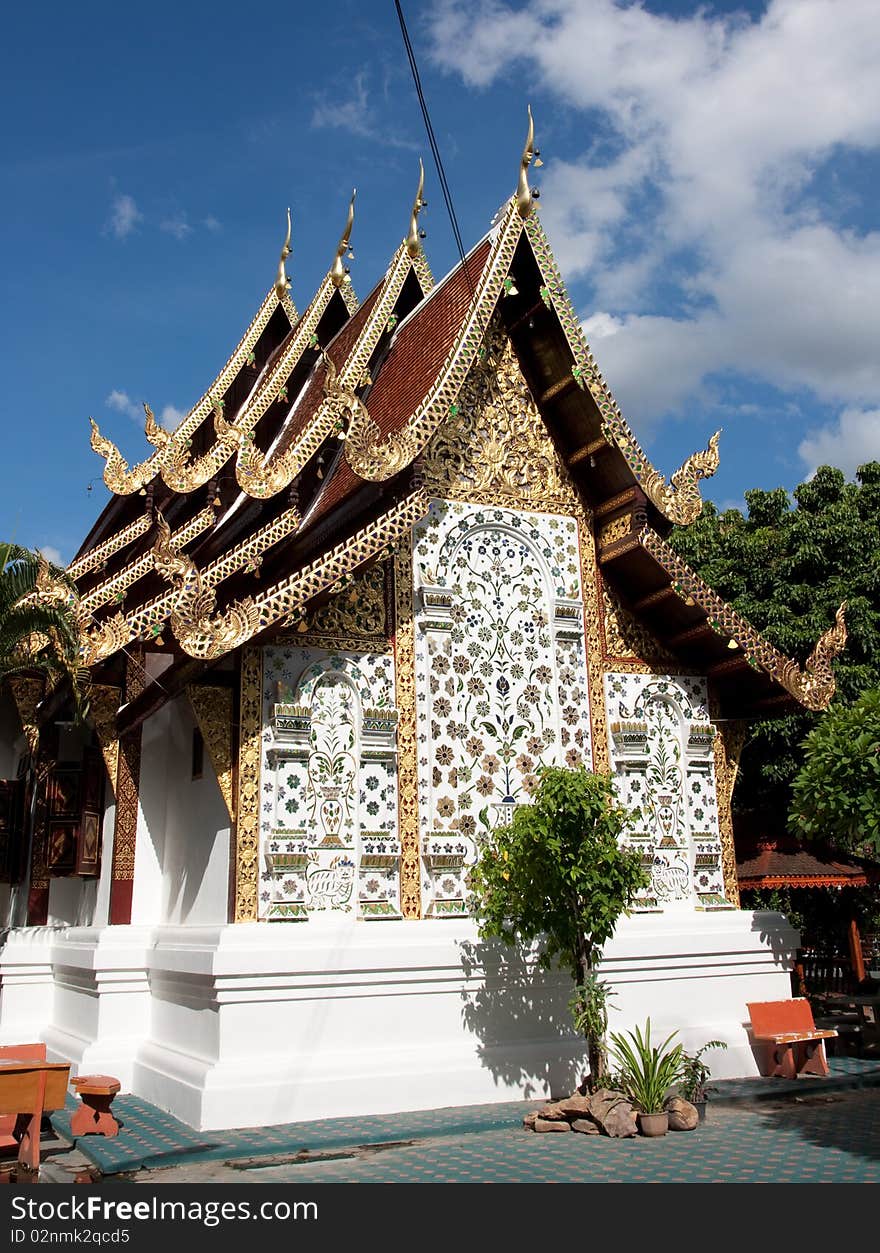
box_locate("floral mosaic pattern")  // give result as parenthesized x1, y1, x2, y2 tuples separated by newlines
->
(259, 645, 401, 919)
(605, 672, 728, 910)
(413, 499, 592, 916)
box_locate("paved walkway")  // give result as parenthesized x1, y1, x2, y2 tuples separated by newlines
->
(27, 1055, 880, 1185)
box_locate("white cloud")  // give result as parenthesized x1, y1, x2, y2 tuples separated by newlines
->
(38, 545, 63, 566)
(798, 408, 880, 479)
(160, 213, 192, 241)
(203, 215, 222, 233)
(105, 193, 142, 240)
(311, 70, 418, 149)
(106, 390, 183, 431)
(428, 0, 880, 430)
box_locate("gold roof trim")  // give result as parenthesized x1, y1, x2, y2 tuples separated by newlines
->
(79, 505, 302, 665)
(89, 278, 298, 497)
(68, 511, 153, 580)
(152, 490, 427, 659)
(80, 504, 217, 613)
(640, 526, 847, 711)
(343, 194, 526, 481)
(524, 213, 719, 526)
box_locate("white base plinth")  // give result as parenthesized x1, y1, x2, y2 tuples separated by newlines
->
(0, 910, 797, 1131)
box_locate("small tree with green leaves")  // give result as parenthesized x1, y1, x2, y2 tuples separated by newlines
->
(468, 765, 649, 1090)
(789, 688, 880, 858)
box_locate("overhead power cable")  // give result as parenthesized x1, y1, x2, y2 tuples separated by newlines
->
(394, 1, 476, 298)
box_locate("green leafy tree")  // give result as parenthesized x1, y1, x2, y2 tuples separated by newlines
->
(670, 463, 880, 822)
(468, 765, 649, 1089)
(790, 688, 880, 857)
(0, 542, 88, 716)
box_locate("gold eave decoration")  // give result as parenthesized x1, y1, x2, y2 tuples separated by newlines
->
(516, 105, 537, 220)
(152, 491, 427, 660)
(331, 190, 356, 289)
(640, 527, 847, 711)
(88, 275, 298, 497)
(275, 208, 292, 303)
(343, 191, 528, 482)
(523, 212, 720, 527)
(67, 512, 153, 580)
(79, 505, 303, 665)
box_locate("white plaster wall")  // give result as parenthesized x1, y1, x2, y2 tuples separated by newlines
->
(133, 698, 229, 926)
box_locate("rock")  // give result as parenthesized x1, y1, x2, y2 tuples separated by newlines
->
(534, 1117, 571, 1133)
(556, 1093, 593, 1119)
(536, 1101, 569, 1121)
(589, 1089, 638, 1138)
(522, 1111, 539, 1129)
(571, 1118, 600, 1135)
(666, 1096, 699, 1131)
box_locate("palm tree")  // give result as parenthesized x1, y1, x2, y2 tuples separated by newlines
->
(0, 542, 88, 717)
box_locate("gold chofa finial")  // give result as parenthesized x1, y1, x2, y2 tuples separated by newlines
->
(275, 208, 292, 300)
(406, 159, 426, 258)
(331, 190, 356, 288)
(517, 105, 536, 219)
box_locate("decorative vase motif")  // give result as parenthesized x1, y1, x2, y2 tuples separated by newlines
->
(638, 1111, 669, 1137)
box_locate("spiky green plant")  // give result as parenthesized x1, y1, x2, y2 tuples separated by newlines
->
(608, 1019, 684, 1113)
(0, 543, 89, 718)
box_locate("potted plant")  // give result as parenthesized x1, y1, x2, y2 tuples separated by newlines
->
(677, 1040, 728, 1121)
(608, 1018, 684, 1136)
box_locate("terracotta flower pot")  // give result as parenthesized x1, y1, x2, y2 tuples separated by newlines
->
(637, 1111, 669, 1137)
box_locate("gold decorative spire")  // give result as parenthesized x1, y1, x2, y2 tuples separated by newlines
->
(331, 190, 356, 288)
(406, 159, 426, 259)
(275, 208, 292, 301)
(516, 105, 536, 219)
(143, 403, 170, 449)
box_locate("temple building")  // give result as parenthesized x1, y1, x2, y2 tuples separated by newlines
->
(0, 118, 847, 1131)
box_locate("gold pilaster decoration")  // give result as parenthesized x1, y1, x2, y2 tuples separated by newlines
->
(393, 546, 421, 918)
(516, 104, 537, 220)
(111, 649, 145, 885)
(640, 528, 847, 711)
(234, 645, 263, 922)
(712, 718, 747, 908)
(422, 321, 576, 511)
(524, 213, 720, 527)
(577, 518, 610, 775)
(275, 208, 292, 303)
(406, 159, 426, 259)
(67, 512, 153, 580)
(331, 190, 356, 288)
(7, 676, 44, 757)
(186, 685, 235, 821)
(89, 684, 121, 794)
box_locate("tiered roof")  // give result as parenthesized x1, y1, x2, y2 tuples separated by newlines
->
(57, 115, 845, 730)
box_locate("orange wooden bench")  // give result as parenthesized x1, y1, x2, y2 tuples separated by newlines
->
(70, 1074, 121, 1138)
(0, 1050, 71, 1178)
(747, 998, 838, 1078)
(0, 1044, 47, 1150)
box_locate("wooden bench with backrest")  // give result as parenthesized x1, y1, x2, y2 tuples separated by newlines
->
(746, 998, 838, 1078)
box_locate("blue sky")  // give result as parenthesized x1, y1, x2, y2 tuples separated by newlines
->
(2, 0, 878, 565)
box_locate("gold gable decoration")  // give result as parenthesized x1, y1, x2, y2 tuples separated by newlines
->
(422, 321, 578, 512)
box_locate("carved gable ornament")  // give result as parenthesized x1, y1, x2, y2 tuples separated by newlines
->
(422, 322, 579, 513)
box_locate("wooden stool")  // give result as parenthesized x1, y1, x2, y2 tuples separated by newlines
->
(69, 1075, 121, 1138)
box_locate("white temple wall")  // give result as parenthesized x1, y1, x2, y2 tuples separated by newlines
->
(133, 698, 230, 926)
(411, 499, 591, 916)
